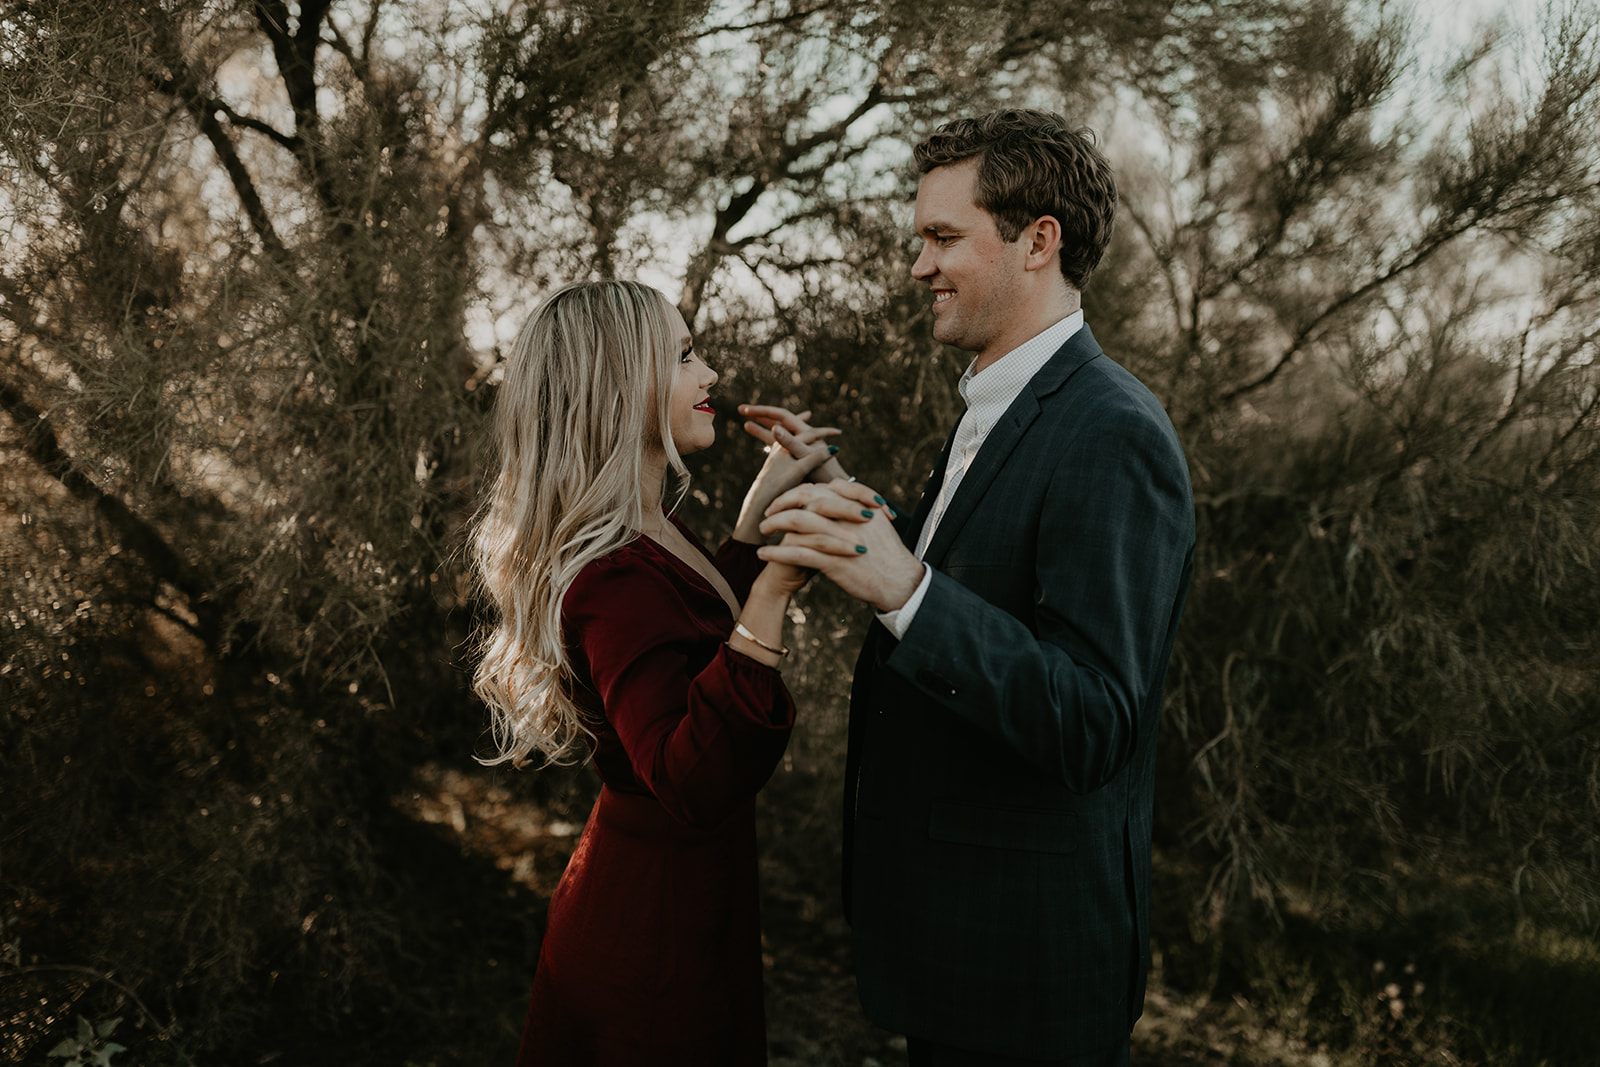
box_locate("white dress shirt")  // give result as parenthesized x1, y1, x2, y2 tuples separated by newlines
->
(877, 311, 1085, 639)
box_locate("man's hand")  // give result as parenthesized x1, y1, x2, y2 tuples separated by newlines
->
(757, 482, 924, 613)
(740, 404, 851, 484)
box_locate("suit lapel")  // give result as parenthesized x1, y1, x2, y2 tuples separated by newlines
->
(921, 325, 1106, 568)
(901, 423, 959, 551)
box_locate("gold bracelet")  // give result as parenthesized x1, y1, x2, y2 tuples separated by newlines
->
(732, 621, 789, 658)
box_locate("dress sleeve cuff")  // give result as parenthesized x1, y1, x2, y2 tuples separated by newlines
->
(721, 639, 782, 675)
(713, 642, 795, 727)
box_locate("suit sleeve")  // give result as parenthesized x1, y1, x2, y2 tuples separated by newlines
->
(886, 405, 1194, 792)
(566, 556, 794, 828)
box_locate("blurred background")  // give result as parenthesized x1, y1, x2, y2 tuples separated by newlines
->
(2, 1, 1597, 1064)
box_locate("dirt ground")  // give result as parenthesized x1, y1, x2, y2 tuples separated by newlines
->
(402, 762, 1316, 1067)
(2, 760, 1323, 1067)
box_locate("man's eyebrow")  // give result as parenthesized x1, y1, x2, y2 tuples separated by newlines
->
(920, 222, 957, 235)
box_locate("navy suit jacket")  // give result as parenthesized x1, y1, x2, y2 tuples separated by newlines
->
(843, 324, 1195, 1057)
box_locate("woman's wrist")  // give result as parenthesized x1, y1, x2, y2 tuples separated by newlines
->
(731, 573, 791, 667)
(731, 513, 765, 544)
(732, 620, 787, 657)
(733, 483, 778, 542)
(728, 620, 785, 667)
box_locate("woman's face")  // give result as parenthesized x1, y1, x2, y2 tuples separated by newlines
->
(664, 302, 718, 456)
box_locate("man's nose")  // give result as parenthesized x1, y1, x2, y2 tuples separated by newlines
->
(911, 242, 934, 280)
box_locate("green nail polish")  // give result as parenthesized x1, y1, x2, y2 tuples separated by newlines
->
(861, 509, 874, 518)
(855, 545, 868, 554)
(873, 495, 886, 505)
(828, 445, 839, 454)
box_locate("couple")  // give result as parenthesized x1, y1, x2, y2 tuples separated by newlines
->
(473, 109, 1196, 1067)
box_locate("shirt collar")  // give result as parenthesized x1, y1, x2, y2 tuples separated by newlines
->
(957, 310, 1085, 419)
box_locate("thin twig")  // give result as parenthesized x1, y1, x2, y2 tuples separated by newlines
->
(4, 964, 176, 1040)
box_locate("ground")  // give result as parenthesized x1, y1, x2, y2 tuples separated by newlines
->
(6, 758, 1531, 1066)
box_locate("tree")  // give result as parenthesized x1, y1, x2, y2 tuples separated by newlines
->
(1, 0, 1245, 1058)
(0, 1, 712, 1058)
(4, 0, 1597, 1062)
(1088, 1, 1600, 1057)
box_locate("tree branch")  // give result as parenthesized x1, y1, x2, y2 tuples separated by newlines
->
(3, 965, 175, 1042)
(142, 14, 289, 257)
(323, 24, 370, 86)
(188, 104, 288, 256)
(0, 366, 223, 650)
(254, 0, 334, 148)
(1539, 381, 1600, 479)
(1120, 198, 1187, 339)
(1465, 291, 1597, 462)
(679, 80, 888, 322)
(1220, 223, 1472, 402)
(696, 0, 841, 37)
(213, 101, 302, 154)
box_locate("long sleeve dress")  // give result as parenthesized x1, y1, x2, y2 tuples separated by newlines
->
(515, 517, 795, 1066)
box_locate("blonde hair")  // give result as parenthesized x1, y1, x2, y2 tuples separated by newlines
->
(472, 280, 688, 767)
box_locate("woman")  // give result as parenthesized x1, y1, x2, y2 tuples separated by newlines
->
(472, 280, 870, 1065)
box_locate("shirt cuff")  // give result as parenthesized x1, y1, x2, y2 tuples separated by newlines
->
(875, 563, 932, 640)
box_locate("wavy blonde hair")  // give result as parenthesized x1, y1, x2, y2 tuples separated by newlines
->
(472, 280, 688, 767)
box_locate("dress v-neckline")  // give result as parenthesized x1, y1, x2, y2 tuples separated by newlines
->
(640, 516, 742, 618)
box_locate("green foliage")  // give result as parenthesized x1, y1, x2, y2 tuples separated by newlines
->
(48, 1017, 125, 1067)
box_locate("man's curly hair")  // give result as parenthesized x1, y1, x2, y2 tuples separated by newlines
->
(914, 109, 1117, 291)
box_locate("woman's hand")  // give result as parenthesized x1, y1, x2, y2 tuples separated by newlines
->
(751, 481, 892, 597)
(740, 404, 851, 484)
(734, 501, 874, 666)
(732, 419, 843, 543)
(751, 555, 813, 601)
(757, 481, 918, 612)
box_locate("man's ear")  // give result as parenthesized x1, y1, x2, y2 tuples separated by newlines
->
(1022, 215, 1063, 273)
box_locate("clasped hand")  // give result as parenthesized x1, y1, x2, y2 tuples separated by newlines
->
(733, 405, 920, 609)
(731, 409, 841, 544)
(733, 406, 874, 597)
(756, 482, 925, 613)
(740, 404, 850, 485)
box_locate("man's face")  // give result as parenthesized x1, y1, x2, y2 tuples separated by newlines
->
(911, 158, 1030, 361)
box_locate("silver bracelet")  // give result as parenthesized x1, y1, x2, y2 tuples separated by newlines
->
(732, 621, 789, 658)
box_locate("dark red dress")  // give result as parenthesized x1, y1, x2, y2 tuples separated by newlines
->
(515, 518, 794, 1066)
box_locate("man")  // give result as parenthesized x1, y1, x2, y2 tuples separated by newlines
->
(754, 109, 1195, 1065)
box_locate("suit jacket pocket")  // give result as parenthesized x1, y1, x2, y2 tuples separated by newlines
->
(927, 799, 1078, 855)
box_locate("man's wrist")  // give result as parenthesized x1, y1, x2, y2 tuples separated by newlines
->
(875, 562, 932, 640)
(872, 557, 927, 613)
